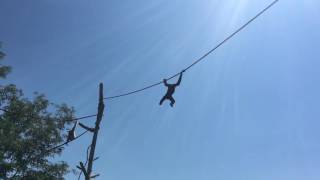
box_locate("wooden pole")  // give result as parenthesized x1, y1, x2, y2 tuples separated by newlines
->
(85, 83, 105, 180)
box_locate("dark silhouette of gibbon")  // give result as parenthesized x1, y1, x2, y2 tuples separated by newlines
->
(159, 70, 185, 107)
(67, 121, 78, 143)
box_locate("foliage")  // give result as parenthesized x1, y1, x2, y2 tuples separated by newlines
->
(0, 45, 75, 179)
(0, 46, 11, 78)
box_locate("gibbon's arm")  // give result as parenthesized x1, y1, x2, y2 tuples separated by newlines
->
(175, 72, 183, 86)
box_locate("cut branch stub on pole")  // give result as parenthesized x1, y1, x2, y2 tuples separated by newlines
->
(85, 83, 105, 180)
(79, 122, 95, 133)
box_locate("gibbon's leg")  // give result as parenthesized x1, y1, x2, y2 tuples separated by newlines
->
(169, 96, 175, 107)
(159, 96, 166, 105)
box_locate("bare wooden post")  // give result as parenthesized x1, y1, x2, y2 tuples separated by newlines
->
(85, 83, 105, 180)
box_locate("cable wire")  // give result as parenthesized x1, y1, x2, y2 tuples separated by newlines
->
(65, 114, 97, 122)
(28, 130, 90, 166)
(104, 0, 279, 100)
(45, 130, 89, 153)
(0, 107, 96, 122)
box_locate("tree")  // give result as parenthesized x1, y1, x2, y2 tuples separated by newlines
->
(0, 43, 11, 78)
(0, 45, 75, 179)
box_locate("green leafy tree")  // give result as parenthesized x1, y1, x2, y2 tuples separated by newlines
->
(0, 43, 11, 78)
(0, 45, 75, 179)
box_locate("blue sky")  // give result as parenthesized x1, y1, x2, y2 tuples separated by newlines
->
(1, 0, 320, 179)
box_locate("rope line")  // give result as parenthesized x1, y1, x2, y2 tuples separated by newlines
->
(65, 114, 97, 122)
(0, 108, 96, 122)
(104, 0, 279, 100)
(46, 130, 89, 153)
(29, 130, 89, 164)
(1, 109, 95, 153)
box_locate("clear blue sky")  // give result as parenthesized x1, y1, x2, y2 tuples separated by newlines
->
(1, 0, 320, 179)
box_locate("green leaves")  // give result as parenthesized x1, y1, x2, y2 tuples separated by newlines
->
(0, 85, 75, 179)
(0, 65, 11, 79)
(0, 45, 11, 79)
(0, 43, 75, 179)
